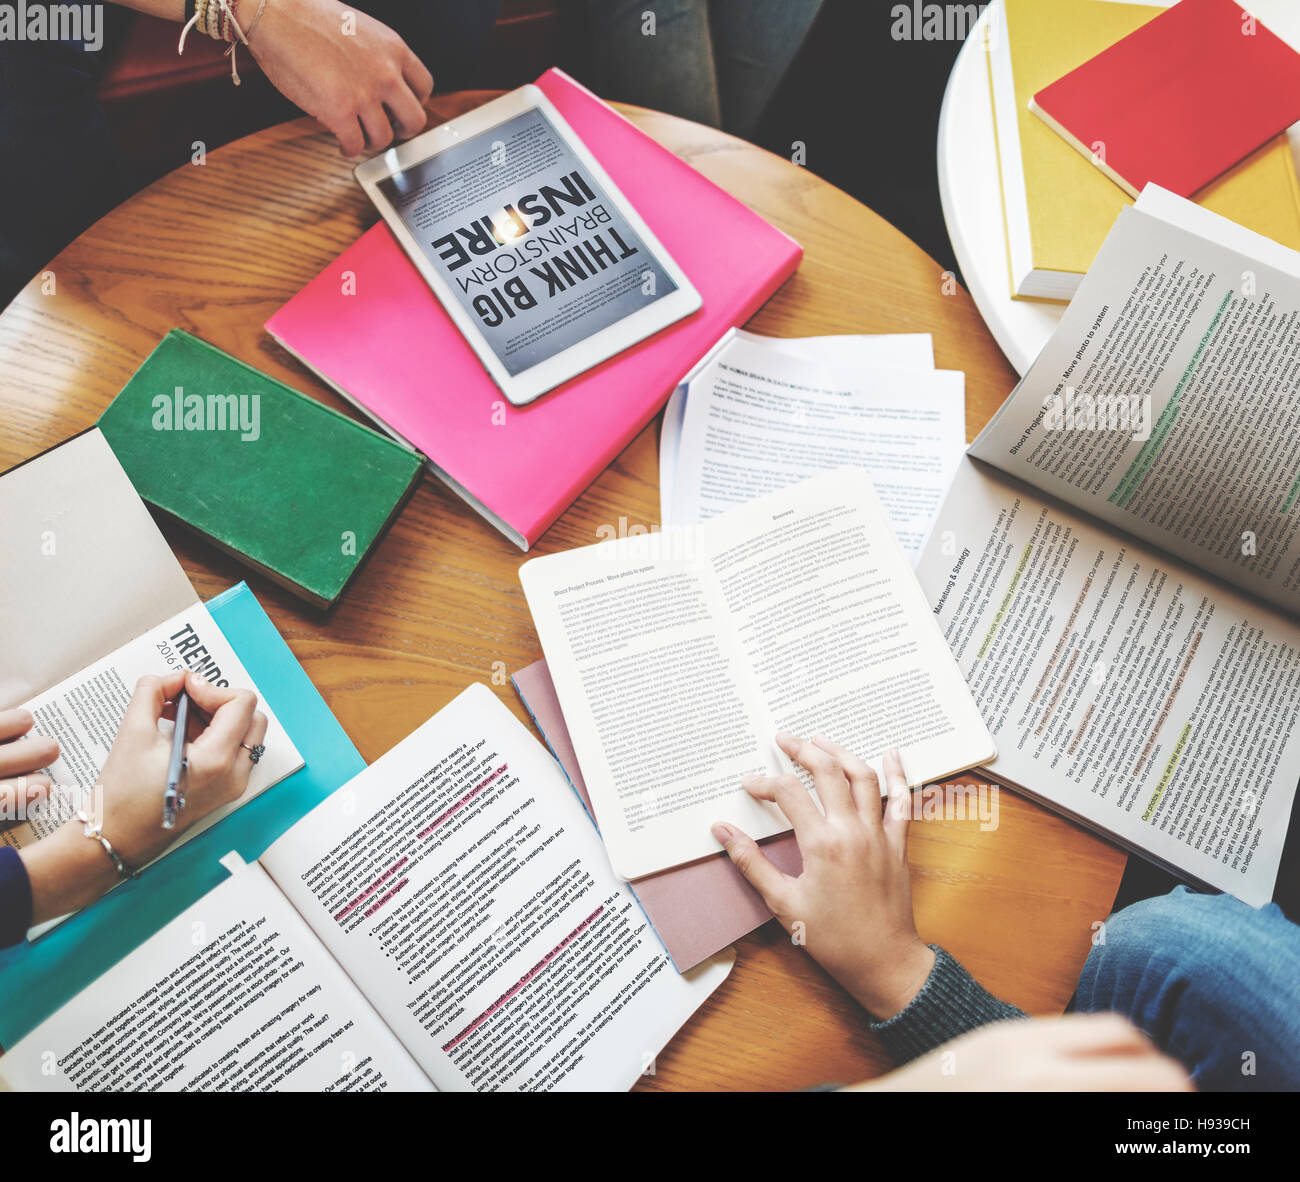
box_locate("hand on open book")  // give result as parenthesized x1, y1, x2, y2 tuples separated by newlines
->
(849, 1014, 1193, 1092)
(0, 707, 59, 829)
(711, 734, 935, 1020)
(20, 671, 267, 925)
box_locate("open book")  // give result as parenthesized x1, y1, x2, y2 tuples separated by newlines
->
(521, 469, 996, 880)
(0, 431, 302, 931)
(913, 187, 1300, 905)
(0, 685, 732, 1092)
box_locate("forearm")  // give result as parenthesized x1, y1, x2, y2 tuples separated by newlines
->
(18, 824, 121, 928)
(868, 945, 1027, 1064)
(106, 1, 186, 19)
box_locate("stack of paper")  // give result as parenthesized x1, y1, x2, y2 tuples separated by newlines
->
(658, 329, 966, 563)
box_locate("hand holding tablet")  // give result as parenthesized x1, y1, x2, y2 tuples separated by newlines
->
(355, 85, 701, 405)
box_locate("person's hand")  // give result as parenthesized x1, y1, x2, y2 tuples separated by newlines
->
(711, 733, 935, 1019)
(239, 0, 434, 156)
(0, 707, 59, 831)
(850, 1014, 1194, 1092)
(20, 670, 267, 924)
(93, 669, 268, 867)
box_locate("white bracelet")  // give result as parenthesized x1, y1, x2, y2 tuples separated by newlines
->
(73, 809, 136, 880)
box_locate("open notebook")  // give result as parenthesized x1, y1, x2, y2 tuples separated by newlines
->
(0, 430, 302, 933)
(0, 685, 732, 1092)
(914, 188, 1300, 905)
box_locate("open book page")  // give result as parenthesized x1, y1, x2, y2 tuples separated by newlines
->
(969, 204, 1300, 618)
(915, 458, 1300, 906)
(659, 330, 936, 528)
(670, 340, 965, 560)
(0, 859, 433, 1092)
(0, 429, 198, 710)
(1, 603, 303, 932)
(522, 470, 995, 879)
(260, 684, 733, 1092)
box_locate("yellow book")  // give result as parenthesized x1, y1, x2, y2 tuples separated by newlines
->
(990, 0, 1300, 301)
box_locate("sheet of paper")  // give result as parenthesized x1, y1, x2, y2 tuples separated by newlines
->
(970, 203, 1300, 617)
(0, 429, 198, 710)
(261, 683, 733, 1092)
(659, 330, 936, 527)
(915, 459, 1299, 906)
(669, 339, 965, 560)
(2, 602, 304, 934)
(0, 859, 433, 1092)
(522, 469, 995, 879)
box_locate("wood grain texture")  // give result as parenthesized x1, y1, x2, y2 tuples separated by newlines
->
(0, 93, 1126, 1092)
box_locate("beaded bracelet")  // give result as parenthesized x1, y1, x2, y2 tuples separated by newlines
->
(73, 809, 137, 880)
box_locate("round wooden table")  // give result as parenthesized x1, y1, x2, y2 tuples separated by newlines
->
(0, 93, 1125, 1091)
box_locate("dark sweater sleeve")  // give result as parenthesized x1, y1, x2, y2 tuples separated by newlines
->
(869, 945, 1026, 1063)
(0, 846, 34, 948)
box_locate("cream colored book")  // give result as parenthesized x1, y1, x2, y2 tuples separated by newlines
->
(521, 469, 996, 881)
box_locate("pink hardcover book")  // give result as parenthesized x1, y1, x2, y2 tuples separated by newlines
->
(513, 658, 803, 971)
(266, 68, 803, 549)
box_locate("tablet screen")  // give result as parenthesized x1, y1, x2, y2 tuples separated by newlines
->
(377, 106, 680, 377)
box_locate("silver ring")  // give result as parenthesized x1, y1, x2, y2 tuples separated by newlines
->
(241, 742, 265, 764)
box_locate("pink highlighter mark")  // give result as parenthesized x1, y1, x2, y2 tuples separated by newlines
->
(417, 763, 509, 840)
(334, 856, 410, 923)
(440, 905, 604, 1053)
(363, 877, 409, 920)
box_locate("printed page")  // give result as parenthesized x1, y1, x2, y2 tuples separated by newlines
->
(0, 429, 198, 710)
(261, 683, 733, 1092)
(970, 205, 1300, 617)
(0, 860, 433, 1092)
(914, 459, 1299, 906)
(659, 328, 936, 524)
(521, 514, 791, 878)
(670, 339, 965, 560)
(2, 604, 303, 927)
(523, 470, 994, 879)
(703, 468, 995, 792)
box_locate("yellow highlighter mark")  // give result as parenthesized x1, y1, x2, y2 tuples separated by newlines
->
(1142, 722, 1191, 823)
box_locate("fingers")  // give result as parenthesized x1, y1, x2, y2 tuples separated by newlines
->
(776, 732, 856, 821)
(327, 113, 367, 158)
(188, 676, 259, 761)
(810, 733, 882, 820)
(384, 84, 428, 141)
(402, 50, 434, 105)
(740, 770, 824, 836)
(1039, 1013, 1154, 1055)
(220, 710, 269, 800)
(880, 747, 913, 854)
(120, 671, 187, 737)
(359, 103, 396, 153)
(0, 733, 59, 779)
(0, 708, 37, 743)
(711, 822, 792, 911)
(0, 774, 50, 823)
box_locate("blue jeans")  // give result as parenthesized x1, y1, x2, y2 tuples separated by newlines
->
(584, 0, 824, 141)
(1076, 886, 1300, 1091)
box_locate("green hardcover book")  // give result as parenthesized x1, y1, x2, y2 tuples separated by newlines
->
(99, 330, 424, 609)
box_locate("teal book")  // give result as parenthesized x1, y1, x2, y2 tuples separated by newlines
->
(99, 330, 424, 608)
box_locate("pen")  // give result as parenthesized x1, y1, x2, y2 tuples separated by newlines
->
(162, 690, 190, 830)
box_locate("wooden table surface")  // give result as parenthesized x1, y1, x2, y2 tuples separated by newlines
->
(0, 93, 1126, 1091)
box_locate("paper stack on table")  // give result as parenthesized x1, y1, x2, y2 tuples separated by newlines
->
(658, 329, 966, 563)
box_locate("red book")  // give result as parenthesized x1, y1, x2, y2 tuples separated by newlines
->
(1030, 0, 1300, 199)
(267, 68, 802, 549)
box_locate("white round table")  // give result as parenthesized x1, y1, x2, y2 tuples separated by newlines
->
(937, 0, 1300, 376)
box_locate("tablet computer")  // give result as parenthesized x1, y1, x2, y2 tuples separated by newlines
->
(355, 85, 702, 406)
